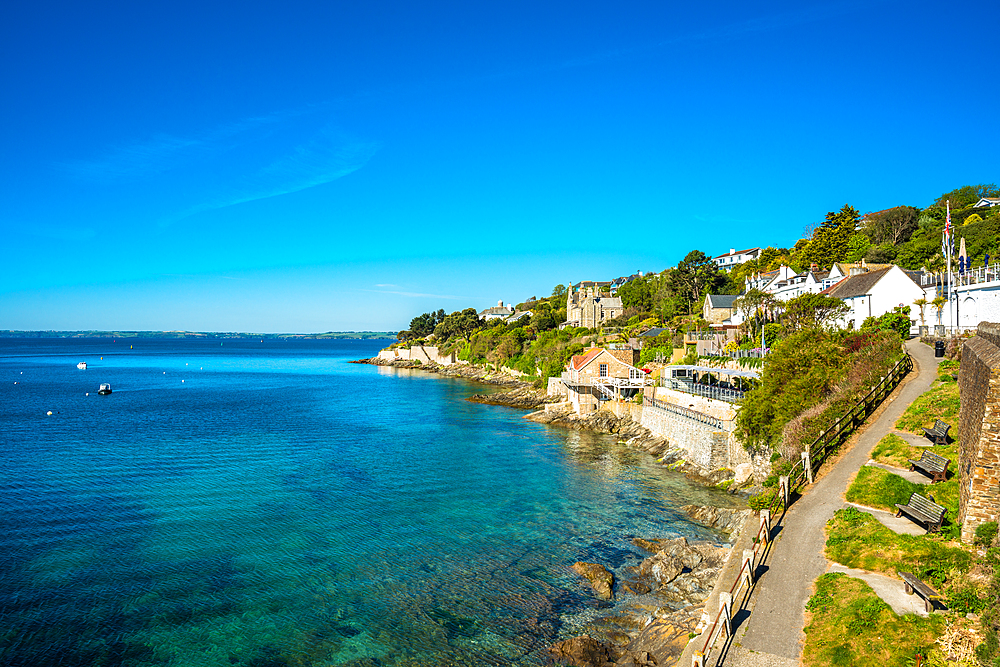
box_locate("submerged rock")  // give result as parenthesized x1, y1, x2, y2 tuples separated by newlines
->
(547, 635, 617, 667)
(571, 561, 615, 601)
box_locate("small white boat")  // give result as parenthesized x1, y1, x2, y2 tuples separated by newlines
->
(77, 362, 87, 370)
(98, 383, 112, 395)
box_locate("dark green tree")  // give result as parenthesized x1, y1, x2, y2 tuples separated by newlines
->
(863, 206, 920, 246)
(667, 250, 726, 314)
(434, 308, 482, 342)
(781, 293, 849, 332)
(797, 205, 861, 269)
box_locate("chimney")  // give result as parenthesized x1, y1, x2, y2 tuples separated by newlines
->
(729, 248, 736, 255)
(497, 299, 503, 307)
(810, 263, 818, 272)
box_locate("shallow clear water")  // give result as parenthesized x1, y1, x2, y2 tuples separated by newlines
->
(0, 338, 740, 666)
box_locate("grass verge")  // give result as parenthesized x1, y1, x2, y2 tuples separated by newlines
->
(825, 508, 972, 587)
(870, 434, 958, 471)
(845, 466, 960, 538)
(894, 362, 960, 435)
(803, 572, 944, 667)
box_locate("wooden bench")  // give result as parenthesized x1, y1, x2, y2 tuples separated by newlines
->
(898, 571, 944, 613)
(922, 419, 950, 445)
(908, 450, 950, 482)
(895, 493, 946, 532)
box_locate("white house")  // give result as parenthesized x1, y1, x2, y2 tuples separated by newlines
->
(821, 265, 924, 331)
(713, 247, 761, 271)
(973, 197, 1000, 208)
(479, 300, 514, 321)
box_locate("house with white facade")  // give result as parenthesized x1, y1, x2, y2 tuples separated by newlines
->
(479, 301, 515, 321)
(744, 265, 795, 293)
(973, 197, 1000, 208)
(713, 247, 761, 271)
(821, 265, 924, 331)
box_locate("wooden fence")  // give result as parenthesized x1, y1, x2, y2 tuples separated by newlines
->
(692, 352, 913, 666)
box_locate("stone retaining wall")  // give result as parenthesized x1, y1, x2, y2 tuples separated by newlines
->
(640, 405, 730, 470)
(959, 322, 1000, 542)
(377, 345, 457, 366)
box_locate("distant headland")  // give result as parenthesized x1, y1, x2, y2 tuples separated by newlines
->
(0, 330, 396, 340)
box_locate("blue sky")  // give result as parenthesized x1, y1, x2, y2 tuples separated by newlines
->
(2, 0, 996, 333)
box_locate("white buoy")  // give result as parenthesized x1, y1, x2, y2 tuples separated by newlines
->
(47, 411, 53, 416)
(86, 393, 89, 396)
(181, 380, 185, 383)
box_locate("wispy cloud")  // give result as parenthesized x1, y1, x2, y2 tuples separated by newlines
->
(60, 106, 380, 226)
(375, 283, 399, 288)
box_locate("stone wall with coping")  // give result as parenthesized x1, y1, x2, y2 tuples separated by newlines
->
(640, 404, 730, 470)
(959, 322, 1000, 542)
(377, 346, 457, 366)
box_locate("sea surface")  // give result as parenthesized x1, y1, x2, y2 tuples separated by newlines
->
(0, 338, 740, 667)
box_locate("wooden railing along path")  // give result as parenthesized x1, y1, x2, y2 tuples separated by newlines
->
(691, 352, 913, 667)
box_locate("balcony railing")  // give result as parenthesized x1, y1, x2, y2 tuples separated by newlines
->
(660, 377, 747, 403)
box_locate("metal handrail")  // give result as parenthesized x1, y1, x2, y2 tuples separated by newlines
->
(643, 397, 725, 429)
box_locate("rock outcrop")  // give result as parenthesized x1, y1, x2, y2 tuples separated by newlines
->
(572, 561, 615, 601)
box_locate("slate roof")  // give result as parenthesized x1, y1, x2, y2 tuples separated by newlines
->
(713, 247, 761, 260)
(639, 327, 670, 337)
(821, 267, 893, 298)
(705, 294, 739, 309)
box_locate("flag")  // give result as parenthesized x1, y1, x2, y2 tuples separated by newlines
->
(945, 200, 951, 236)
(987, 253, 991, 267)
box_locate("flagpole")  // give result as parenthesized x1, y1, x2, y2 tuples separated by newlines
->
(947, 200, 954, 335)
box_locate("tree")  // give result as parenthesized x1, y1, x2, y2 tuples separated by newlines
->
(931, 295, 947, 325)
(933, 184, 999, 210)
(551, 284, 567, 298)
(667, 250, 726, 314)
(781, 293, 849, 332)
(845, 234, 871, 262)
(863, 206, 920, 245)
(433, 308, 481, 342)
(617, 276, 655, 313)
(797, 204, 861, 269)
(912, 298, 928, 328)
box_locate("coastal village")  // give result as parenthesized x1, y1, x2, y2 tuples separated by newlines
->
(370, 184, 1000, 667)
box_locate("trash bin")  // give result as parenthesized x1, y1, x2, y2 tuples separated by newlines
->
(934, 341, 945, 358)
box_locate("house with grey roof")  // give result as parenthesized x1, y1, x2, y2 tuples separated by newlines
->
(703, 294, 739, 324)
(820, 265, 923, 331)
(713, 247, 761, 271)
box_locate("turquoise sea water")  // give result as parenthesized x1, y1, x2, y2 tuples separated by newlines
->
(0, 338, 739, 666)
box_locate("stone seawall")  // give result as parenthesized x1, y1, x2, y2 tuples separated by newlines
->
(959, 322, 1000, 542)
(640, 405, 729, 469)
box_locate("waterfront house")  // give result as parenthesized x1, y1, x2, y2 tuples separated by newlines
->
(560, 347, 649, 414)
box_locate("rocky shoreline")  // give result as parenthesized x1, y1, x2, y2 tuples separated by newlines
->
(355, 355, 753, 664)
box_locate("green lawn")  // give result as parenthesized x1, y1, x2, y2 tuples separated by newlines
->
(894, 362, 960, 436)
(803, 572, 944, 667)
(825, 507, 972, 587)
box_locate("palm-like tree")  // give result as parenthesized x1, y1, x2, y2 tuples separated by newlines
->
(931, 295, 947, 326)
(913, 298, 928, 328)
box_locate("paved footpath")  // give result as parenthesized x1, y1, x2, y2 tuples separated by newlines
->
(725, 339, 941, 665)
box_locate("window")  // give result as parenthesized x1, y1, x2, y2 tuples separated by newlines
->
(599, 363, 608, 378)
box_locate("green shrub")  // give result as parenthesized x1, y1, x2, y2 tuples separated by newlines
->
(976, 521, 999, 547)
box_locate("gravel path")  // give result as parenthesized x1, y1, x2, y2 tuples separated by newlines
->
(729, 339, 942, 663)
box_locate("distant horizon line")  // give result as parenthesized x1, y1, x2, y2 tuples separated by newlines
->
(0, 330, 397, 338)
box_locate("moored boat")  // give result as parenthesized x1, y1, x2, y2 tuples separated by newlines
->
(98, 383, 112, 395)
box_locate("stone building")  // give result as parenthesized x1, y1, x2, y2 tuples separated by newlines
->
(564, 283, 623, 328)
(959, 322, 1000, 542)
(560, 347, 648, 414)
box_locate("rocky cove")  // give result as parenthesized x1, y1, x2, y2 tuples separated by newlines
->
(356, 355, 755, 665)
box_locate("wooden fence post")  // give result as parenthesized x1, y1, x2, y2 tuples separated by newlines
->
(719, 591, 733, 637)
(742, 549, 755, 586)
(692, 652, 705, 667)
(779, 475, 789, 507)
(759, 509, 770, 545)
(801, 450, 813, 485)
